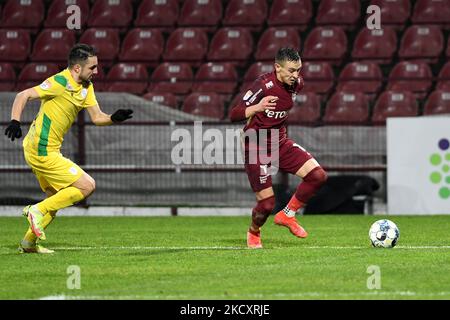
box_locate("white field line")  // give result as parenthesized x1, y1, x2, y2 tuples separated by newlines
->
(39, 290, 450, 300)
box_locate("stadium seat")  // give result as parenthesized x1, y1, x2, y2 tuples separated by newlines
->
(287, 92, 322, 125)
(0, 63, 16, 91)
(423, 90, 450, 115)
(302, 27, 348, 65)
(398, 25, 443, 63)
(193, 62, 238, 94)
(162, 28, 208, 66)
(106, 63, 148, 95)
(87, 0, 133, 28)
(30, 29, 76, 63)
(316, 0, 360, 30)
(301, 62, 335, 95)
(411, 0, 450, 27)
(372, 91, 418, 125)
(118, 28, 164, 66)
(222, 0, 268, 31)
(148, 62, 193, 95)
(351, 27, 397, 64)
(182, 92, 225, 119)
(142, 92, 178, 109)
(240, 62, 274, 91)
(16, 63, 61, 91)
(336, 62, 382, 99)
(437, 61, 450, 91)
(0, 0, 44, 30)
(44, 0, 90, 28)
(368, 0, 410, 29)
(387, 61, 433, 99)
(267, 0, 312, 31)
(79, 28, 120, 67)
(207, 28, 254, 66)
(254, 27, 301, 61)
(178, 0, 222, 32)
(134, 0, 179, 31)
(323, 92, 369, 125)
(0, 29, 31, 63)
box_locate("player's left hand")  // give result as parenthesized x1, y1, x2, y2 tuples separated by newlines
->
(111, 109, 133, 123)
(5, 120, 22, 141)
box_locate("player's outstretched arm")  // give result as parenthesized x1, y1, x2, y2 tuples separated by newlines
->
(86, 105, 133, 126)
(4, 88, 40, 141)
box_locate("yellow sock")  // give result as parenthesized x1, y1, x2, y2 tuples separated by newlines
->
(36, 187, 84, 214)
(22, 211, 57, 245)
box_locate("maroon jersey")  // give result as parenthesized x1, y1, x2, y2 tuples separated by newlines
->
(230, 71, 304, 144)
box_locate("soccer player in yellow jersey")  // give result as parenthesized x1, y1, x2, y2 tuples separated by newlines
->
(4, 44, 133, 253)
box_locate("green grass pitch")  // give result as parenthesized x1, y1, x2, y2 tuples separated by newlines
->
(1, 215, 450, 300)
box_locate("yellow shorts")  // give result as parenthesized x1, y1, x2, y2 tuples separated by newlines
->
(24, 151, 85, 192)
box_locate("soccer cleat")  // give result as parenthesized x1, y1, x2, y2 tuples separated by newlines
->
(274, 211, 308, 238)
(23, 205, 46, 241)
(18, 244, 54, 254)
(247, 231, 263, 249)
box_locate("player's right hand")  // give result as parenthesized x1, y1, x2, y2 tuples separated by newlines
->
(255, 96, 278, 113)
(4, 120, 22, 141)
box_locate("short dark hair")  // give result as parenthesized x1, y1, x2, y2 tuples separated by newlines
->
(68, 43, 96, 68)
(275, 47, 301, 64)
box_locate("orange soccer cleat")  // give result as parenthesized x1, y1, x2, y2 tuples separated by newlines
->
(247, 231, 263, 249)
(274, 211, 308, 238)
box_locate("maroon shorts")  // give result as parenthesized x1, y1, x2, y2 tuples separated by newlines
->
(244, 138, 313, 192)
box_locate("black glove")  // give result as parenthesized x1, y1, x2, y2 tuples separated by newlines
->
(111, 109, 133, 123)
(5, 120, 22, 141)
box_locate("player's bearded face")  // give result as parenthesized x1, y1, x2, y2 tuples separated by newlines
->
(276, 60, 302, 86)
(80, 56, 98, 83)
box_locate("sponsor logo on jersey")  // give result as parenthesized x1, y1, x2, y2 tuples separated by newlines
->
(265, 109, 288, 119)
(246, 89, 263, 105)
(243, 90, 253, 101)
(265, 81, 274, 89)
(39, 80, 51, 90)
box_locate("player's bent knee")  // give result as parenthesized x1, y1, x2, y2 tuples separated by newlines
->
(305, 167, 328, 186)
(258, 196, 276, 213)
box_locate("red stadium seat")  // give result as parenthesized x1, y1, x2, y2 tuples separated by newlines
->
(106, 63, 149, 95)
(134, 0, 179, 31)
(0, 0, 44, 30)
(0, 29, 31, 63)
(302, 27, 348, 65)
(222, 0, 268, 31)
(207, 28, 254, 66)
(182, 92, 225, 119)
(287, 93, 322, 125)
(79, 28, 120, 67)
(369, 0, 410, 29)
(143, 92, 178, 109)
(0, 63, 16, 91)
(254, 27, 301, 61)
(30, 29, 76, 63)
(118, 28, 164, 66)
(398, 25, 443, 63)
(316, 0, 360, 30)
(424, 90, 450, 115)
(437, 61, 450, 91)
(148, 62, 193, 95)
(16, 63, 61, 91)
(323, 92, 369, 125)
(351, 27, 397, 64)
(387, 61, 433, 99)
(178, 0, 222, 31)
(162, 28, 208, 66)
(337, 62, 382, 99)
(44, 0, 90, 28)
(241, 62, 274, 91)
(87, 0, 133, 28)
(301, 62, 335, 95)
(411, 0, 450, 27)
(193, 62, 238, 94)
(372, 91, 418, 125)
(268, 0, 312, 31)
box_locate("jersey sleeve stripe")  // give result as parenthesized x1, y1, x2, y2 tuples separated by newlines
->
(38, 114, 52, 156)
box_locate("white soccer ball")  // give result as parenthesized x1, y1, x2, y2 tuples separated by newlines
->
(369, 219, 400, 248)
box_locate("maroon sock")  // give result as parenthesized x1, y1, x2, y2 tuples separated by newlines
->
(295, 167, 328, 204)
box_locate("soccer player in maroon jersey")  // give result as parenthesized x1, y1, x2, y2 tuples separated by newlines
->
(230, 48, 328, 248)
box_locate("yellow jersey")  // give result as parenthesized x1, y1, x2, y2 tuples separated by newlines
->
(23, 68, 98, 156)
